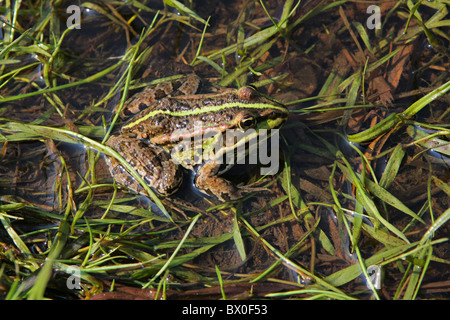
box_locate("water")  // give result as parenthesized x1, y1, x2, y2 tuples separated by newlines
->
(0, 0, 448, 300)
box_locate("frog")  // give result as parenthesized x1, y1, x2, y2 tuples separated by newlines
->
(105, 74, 289, 201)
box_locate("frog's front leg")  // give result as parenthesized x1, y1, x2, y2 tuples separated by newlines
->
(195, 161, 263, 201)
(106, 136, 183, 196)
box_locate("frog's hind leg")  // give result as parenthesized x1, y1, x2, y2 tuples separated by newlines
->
(106, 136, 183, 196)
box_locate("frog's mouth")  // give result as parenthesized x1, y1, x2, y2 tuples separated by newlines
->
(258, 116, 287, 131)
(256, 108, 289, 131)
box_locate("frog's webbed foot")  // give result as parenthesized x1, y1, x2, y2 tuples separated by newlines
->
(106, 136, 182, 196)
(195, 161, 268, 202)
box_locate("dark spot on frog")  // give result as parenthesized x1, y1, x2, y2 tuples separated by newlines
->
(154, 115, 165, 124)
(176, 119, 189, 129)
(154, 89, 168, 100)
(138, 102, 148, 111)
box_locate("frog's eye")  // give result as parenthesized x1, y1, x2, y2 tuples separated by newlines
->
(237, 86, 257, 101)
(239, 115, 256, 129)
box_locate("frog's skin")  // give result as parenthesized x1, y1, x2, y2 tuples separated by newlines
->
(106, 75, 289, 201)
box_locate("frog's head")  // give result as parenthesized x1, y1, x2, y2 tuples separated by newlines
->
(185, 86, 289, 169)
(231, 86, 289, 131)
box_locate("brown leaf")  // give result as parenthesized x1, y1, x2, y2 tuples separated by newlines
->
(372, 76, 394, 105)
(387, 40, 413, 90)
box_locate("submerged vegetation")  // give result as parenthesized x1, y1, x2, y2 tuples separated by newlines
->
(0, 0, 449, 300)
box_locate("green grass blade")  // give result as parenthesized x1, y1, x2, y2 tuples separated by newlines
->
(363, 176, 425, 224)
(163, 0, 208, 24)
(403, 80, 450, 117)
(0, 122, 170, 219)
(234, 208, 247, 261)
(336, 160, 410, 243)
(348, 80, 450, 143)
(379, 144, 405, 189)
(27, 206, 72, 299)
(145, 214, 201, 286)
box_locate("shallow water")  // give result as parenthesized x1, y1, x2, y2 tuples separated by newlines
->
(0, 0, 448, 300)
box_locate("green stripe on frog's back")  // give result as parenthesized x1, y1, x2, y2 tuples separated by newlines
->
(123, 102, 288, 130)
